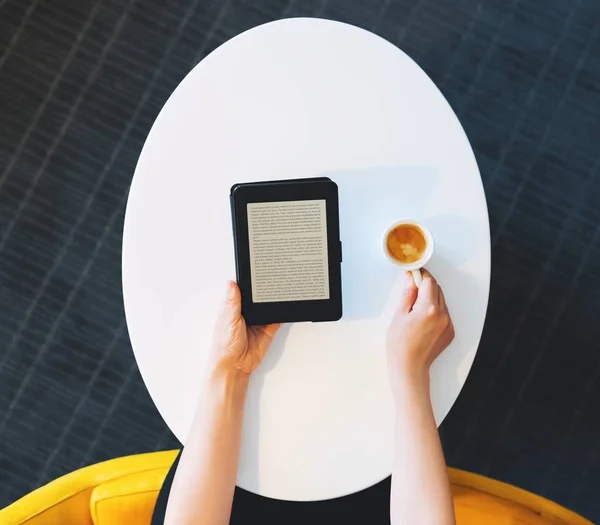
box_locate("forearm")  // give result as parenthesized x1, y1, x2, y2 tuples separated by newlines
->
(165, 365, 248, 525)
(390, 373, 455, 525)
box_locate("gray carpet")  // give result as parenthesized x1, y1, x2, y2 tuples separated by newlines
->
(1, 0, 599, 522)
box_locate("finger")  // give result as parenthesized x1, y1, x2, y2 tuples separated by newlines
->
(252, 323, 281, 357)
(260, 322, 281, 339)
(439, 284, 449, 312)
(441, 290, 454, 339)
(220, 281, 242, 323)
(414, 269, 439, 310)
(397, 271, 418, 313)
(421, 268, 437, 286)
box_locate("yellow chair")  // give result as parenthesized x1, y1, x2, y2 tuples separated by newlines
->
(0, 451, 592, 525)
(0, 451, 179, 525)
(448, 469, 592, 525)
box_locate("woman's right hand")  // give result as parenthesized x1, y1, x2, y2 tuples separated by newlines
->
(386, 269, 455, 398)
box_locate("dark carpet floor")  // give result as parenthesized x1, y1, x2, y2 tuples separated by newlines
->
(1, 0, 599, 522)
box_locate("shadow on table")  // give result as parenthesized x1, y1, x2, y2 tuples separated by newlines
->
(427, 213, 485, 268)
(240, 324, 292, 491)
(427, 253, 487, 418)
(322, 165, 438, 320)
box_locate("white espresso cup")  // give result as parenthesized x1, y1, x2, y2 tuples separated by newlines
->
(383, 219, 434, 287)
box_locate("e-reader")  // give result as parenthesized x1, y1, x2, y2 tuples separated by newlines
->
(230, 177, 343, 325)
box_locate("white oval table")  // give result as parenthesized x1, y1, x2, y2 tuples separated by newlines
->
(123, 18, 490, 502)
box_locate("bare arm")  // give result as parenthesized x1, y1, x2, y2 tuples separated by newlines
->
(164, 282, 280, 525)
(387, 271, 456, 525)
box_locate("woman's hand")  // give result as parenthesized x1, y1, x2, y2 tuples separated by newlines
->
(386, 269, 455, 396)
(387, 269, 457, 525)
(210, 281, 281, 377)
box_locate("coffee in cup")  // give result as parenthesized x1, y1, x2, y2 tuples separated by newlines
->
(383, 219, 434, 287)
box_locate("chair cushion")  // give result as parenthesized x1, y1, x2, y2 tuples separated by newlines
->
(452, 484, 568, 524)
(0, 451, 179, 525)
(90, 467, 169, 525)
(449, 468, 591, 525)
(0, 489, 95, 525)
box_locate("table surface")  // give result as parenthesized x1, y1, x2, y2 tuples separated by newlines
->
(122, 18, 490, 501)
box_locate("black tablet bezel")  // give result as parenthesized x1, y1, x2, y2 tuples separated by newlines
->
(230, 178, 342, 325)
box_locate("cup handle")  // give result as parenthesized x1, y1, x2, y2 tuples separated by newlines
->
(411, 269, 423, 288)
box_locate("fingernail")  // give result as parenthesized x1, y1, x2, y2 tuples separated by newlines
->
(405, 272, 413, 286)
(226, 281, 235, 298)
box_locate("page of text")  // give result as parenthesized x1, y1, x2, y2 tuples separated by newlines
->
(247, 200, 330, 303)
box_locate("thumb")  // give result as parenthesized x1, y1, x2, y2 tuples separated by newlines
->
(398, 271, 418, 313)
(220, 281, 242, 323)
